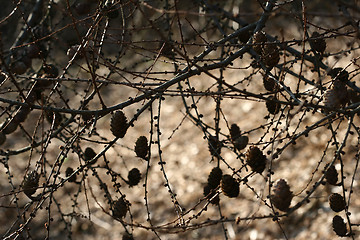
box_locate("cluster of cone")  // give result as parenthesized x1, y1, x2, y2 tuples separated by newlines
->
(324, 163, 348, 237)
(253, 31, 280, 69)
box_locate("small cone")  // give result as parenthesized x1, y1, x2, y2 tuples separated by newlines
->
(45, 111, 62, 128)
(230, 124, 241, 141)
(323, 80, 348, 111)
(2, 120, 19, 135)
(23, 171, 39, 198)
(328, 68, 349, 82)
(266, 96, 281, 115)
(329, 193, 345, 212)
(332, 215, 347, 237)
(203, 185, 220, 205)
(221, 174, 239, 198)
(134, 136, 148, 159)
(233, 136, 249, 151)
(263, 75, 276, 92)
(271, 179, 293, 211)
(14, 107, 31, 123)
(325, 164, 338, 185)
(84, 147, 97, 165)
(112, 198, 128, 219)
(253, 31, 267, 55)
(110, 111, 128, 138)
(310, 32, 326, 53)
(262, 43, 280, 69)
(207, 167, 223, 189)
(208, 135, 221, 157)
(66, 167, 77, 183)
(127, 168, 141, 187)
(246, 146, 266, 174)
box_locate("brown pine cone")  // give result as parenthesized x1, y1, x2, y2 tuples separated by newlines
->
(333, 80, 349, 105)
(2, 120, 19, 135)
(110, 111, 128, 138)
(127, 168, 142, 187)
(262, 43, 280, 69)
(230, 124, 241, 141)
(253, 31, 267, 55)
(84, 147, 97, 165)
(324, 88, 339, 110)
(323, 80, 348, 110)
(112, 198, 128, 219)
(221, 174, 239, 198)
(263, 75, 276, 92)
(310, 32, 326, 53)
(266, 96, 281, 115)
(134, 136, 148, 159)
(84, 147, 96, 160)
(45, 111, 63, 128)
(13, 107, 31, 123)
(207, 167, 223, 189)
(233, 136, 249, 151)
(332, 215, 347, 237)
(325, 164, 338, 185)
(328, 68, 349, 82)
(11, 61, 28, 75)
(23, 171, 40, 198)
(203, 185, 220, 205)
(238, 29, 251, 43)
(246, 146, 266, 174)
(271, 179, 293, 212)
(208, 135, 221, 157)
(230, 124, 249, 151)
(329, 193, 345, 212)
(66, 167, 77, 183)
